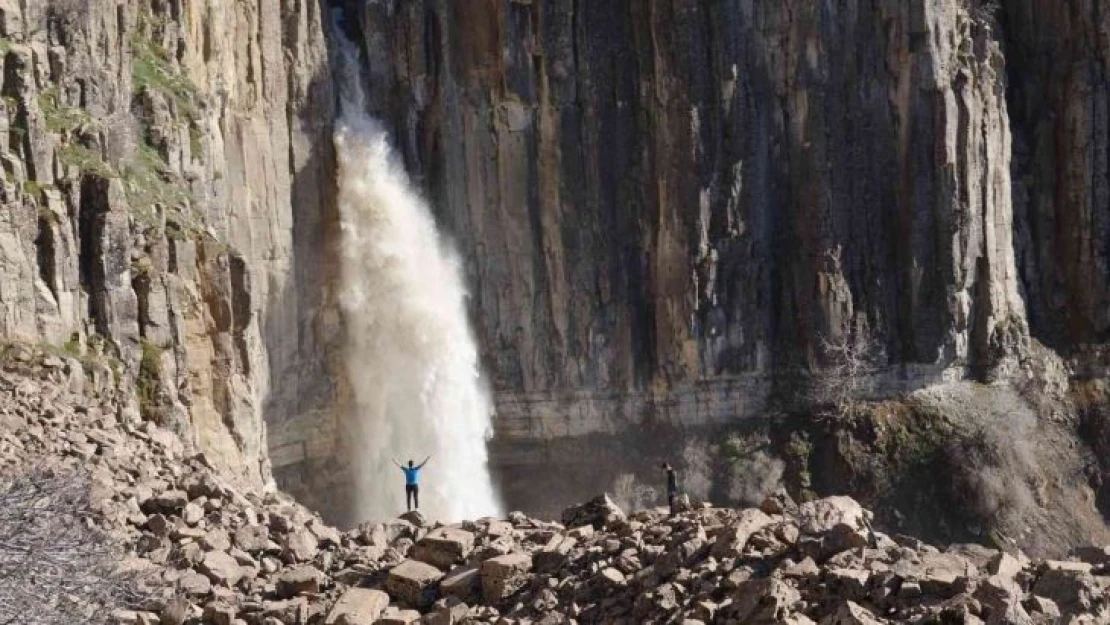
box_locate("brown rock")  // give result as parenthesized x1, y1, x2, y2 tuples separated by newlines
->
(143, 490, 189, 514)
(1032, 568, 1103, 616)
(725, 578, 801, 622)
(1069, 545, 1110, 567)
(309, 520, 343, 547)
(535, 535, 577, 573)
(146, 513, 171, 537)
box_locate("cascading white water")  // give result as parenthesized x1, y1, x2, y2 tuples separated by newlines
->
(333, 38, 501, 522)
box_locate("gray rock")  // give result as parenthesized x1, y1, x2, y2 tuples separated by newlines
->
(323, 588, 389, 625)
(178, 570, 212, 596)
(561, 495, 626, 530)
(412, 527, 475, 569)
(818, 601, 885, 625)
(440, 566, 480, 602)
(386, 559, 445, 608)
(201, 529, 231, 552)
(276, 565, 323, 598)
(480, 553, 532, 603)
(712, 509, 775, 559)
(202, 602, 236, 625)
(199, 551, 244, 587)
(234, 525, 271, 553)
(378, 608, 422, 625)
(283, 529, 319, 562)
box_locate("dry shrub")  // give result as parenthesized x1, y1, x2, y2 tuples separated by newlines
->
(0, 468, 142, 624)
(809, 333, 883, 419)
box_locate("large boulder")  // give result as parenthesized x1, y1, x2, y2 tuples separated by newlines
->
(1032, 567, 1107, 616)
(199, 551, 243, 587)
(234, 524, 272, 553)
(535, 535, 578, 574)
(412, 527, 475, 569)
(276, 565, 324, 598)
(797, 496, 870, 535)
(712, 509, 775, 559)
(481, 553, 532, 603)
(386, 559, 445, 608)
(561, 494, 626, 530)
(440, 566, 480, 602)
(797, 497, 873, 560)
(283, 528, 319, 562)
(724, 578, 802, 622)
(324, 588, 390, 625)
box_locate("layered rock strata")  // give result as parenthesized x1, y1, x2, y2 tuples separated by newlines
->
(0, 0, 341, 490)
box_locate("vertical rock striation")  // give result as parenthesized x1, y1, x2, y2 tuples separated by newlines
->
(347, 1, 1026, 461)
(0, 0, 340, 489)
(1002, 0, 1110, 370)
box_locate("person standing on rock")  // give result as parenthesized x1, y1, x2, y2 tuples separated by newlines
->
(393, 456, 430, 511)
(662, 462, 678, 514)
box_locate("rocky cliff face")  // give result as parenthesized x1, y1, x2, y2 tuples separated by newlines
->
(2, 0, 1109, 543)
(0, 0, 339, 489)
(349, 0, 1025, 440)
(316, 0, 1109, 533)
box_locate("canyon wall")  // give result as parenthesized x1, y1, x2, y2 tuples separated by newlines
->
(0, 0, 341, 494)
(329, 0, 1047, 513)
(3, 0, 1109, 526)
(351, 0, 1022, 433)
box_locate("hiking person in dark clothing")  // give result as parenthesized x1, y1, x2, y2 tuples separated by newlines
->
(662, 462, 678, 514)
(393, 456, 430, 511)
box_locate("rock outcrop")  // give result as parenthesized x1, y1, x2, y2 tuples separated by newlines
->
(0, 0, 340, 494)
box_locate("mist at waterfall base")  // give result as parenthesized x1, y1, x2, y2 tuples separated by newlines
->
(333, 49, 501, 522)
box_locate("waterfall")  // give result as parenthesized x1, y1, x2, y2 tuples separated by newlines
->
(332, 38, 501, 522)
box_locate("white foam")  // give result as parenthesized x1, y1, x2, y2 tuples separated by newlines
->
(333, 39, 501, 522)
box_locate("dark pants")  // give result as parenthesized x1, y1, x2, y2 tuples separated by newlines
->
(406, 484, 419, 511)
(668, 491, 676, 515)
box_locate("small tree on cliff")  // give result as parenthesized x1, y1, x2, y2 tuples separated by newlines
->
(809, 333, 883, 420)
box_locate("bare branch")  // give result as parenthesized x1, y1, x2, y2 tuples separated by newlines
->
(0, 468, 149, 625)
(808, 333, 883, 419)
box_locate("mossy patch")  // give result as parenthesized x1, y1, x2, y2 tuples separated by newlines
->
(58, 144, 114, 179)
(131, 34, 199, 121)
(137, 338, 165, 422)
(38, 87, 93, 134)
